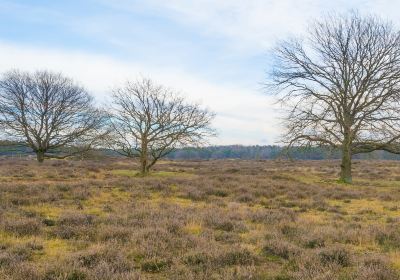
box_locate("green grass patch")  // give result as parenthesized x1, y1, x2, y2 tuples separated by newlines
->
(110, 169, 139, 177)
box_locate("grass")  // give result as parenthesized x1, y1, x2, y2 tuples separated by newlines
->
(0, 158, 399, 279)
(41, 239, 71, 259)
(110, 169, 140, 177)
(21, 204, 65, 219)
(110, 169, 193, 178)
(183, 222, 203, 235)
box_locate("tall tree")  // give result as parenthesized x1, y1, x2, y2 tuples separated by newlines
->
(271, 13, 400, 183)
(107, 78, 215, 175)
(0, 70, 103, 162)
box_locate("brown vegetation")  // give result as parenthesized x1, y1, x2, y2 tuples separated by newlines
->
(0, 158, 399, 279)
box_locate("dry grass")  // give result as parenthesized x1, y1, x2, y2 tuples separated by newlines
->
(0, 158, 399, 279)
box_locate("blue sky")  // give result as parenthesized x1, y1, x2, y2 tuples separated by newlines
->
(0, 0, 398, 144)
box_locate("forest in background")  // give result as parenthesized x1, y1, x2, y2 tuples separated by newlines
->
(167, 145, 400, 160)
(1, 140, 400, 160)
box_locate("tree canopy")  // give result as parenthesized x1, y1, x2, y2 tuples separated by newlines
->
(271, 12, 400, 183)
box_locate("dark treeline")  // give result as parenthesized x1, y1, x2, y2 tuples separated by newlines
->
(165, 145, 400, 160)
(2, 141, 400, 160)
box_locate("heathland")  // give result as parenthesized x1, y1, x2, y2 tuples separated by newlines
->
(0, 158, 399, 279)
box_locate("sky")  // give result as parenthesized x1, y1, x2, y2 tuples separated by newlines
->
(0, 0, 399, 145)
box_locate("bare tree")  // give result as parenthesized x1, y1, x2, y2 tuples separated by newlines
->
(271, 13, 400, 183)
(0, 70, 104, 163)
(107, 78, 215, 175)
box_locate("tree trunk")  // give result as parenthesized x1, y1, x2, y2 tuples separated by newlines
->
(140, 141, 149, 176)
(340, 144, 352, 184)
(36, 151, 45, 163)
(140, 157, 149, 175)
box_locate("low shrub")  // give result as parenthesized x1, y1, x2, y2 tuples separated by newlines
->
(3, 217, 41, 236)
(318, 246, 352, 267)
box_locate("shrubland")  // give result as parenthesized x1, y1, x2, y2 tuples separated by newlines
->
(0, 158, 399, 279)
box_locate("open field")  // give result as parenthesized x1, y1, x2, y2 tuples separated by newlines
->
(0, 158, 400, 279)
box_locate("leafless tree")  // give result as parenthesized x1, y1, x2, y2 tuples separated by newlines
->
(271, 12, 400, 183)
(107, 78, 215, 175)
(0, 70, 104, 163)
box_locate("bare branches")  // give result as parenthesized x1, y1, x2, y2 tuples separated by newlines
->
(107, 78, 215, 174)
(0, 70, 105, 162)
(271, 12, 400, 183)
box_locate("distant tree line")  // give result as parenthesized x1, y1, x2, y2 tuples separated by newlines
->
(167, 145, 400, 160)
(2, 141, 399, 161)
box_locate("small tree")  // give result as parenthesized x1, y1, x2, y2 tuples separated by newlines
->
(271, 13, 400, 183)
(0, 70, 104, 163)
(107, 78, 215, 175)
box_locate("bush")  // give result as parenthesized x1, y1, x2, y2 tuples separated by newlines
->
(3, 217, 41, 236)
(43, 218, 56, 227)
(76, 245, 132, 273)
(43, 267, 87, 280)
(67, 270, 87, 280)
(215, 248, 257, 266)
(207, 188, 229, 197)
(250, 209, 296, 224)
(59, 213, 94, 226)
(263, 240, 300, 260)
(141, 258, 170, 272)
(319, 246, 351, 267)
(375, 227, 400, 250)
(304, 238, 325, 249)
(184, 252, 209, 266)
(355, 257, 399, 280)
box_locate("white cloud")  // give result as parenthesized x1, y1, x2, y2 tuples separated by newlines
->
(102, 0, 400, 54)
(108, 0, 370, 52)
(0, 41, 281, 145)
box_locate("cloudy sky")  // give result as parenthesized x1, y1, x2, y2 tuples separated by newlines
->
(0, 0, 398, 145)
